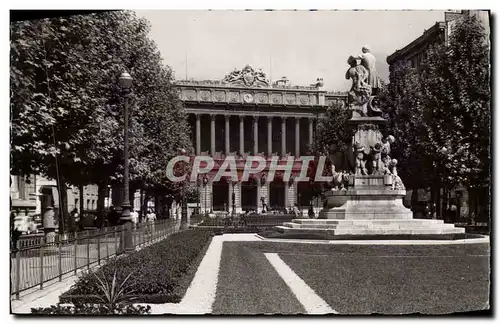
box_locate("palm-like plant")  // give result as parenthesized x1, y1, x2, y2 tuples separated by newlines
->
(91, 268, 137, 312)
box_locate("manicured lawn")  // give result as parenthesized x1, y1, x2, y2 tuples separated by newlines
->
(213, 241, 490, 315)
(212, 242, 304, 315)
(60, 228, 214, 304)
(280, 247, 490, 314)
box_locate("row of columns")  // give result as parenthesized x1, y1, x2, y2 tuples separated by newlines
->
(194, 114, 316, 156)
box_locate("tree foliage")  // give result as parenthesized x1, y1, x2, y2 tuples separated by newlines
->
(383, 12, 490, 191)
(312, 100, 352, 155)
(10, 11, 192, 227)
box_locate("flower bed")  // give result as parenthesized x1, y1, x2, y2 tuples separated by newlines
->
(59, 228, 213, 304)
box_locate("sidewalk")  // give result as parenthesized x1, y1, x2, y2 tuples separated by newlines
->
(12, 269, 84, 314)
(11, 228, 181, 314)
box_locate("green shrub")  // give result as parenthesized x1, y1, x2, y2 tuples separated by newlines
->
(60, 229, 213, 304)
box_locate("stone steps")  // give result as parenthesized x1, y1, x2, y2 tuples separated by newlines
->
(293, 219, 446, 225)
(281, 222, 457, 230)
(318, 211, 413, 220)
(275, 226, 465, 235)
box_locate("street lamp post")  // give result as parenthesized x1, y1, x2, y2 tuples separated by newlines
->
(119, 71, 134, 254)
(203, 175, 208, 215)
(308, 179, 315, 219)
(179, 148, 188, 230)
(298, 189, 302, 217)
(196, 171, 200, 215)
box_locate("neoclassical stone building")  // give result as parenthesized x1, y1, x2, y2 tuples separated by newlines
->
(174, 65, 347, 213)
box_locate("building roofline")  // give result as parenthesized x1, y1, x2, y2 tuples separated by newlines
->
(386, 21, 447, 64)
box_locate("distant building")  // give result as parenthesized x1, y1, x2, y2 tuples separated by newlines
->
(174, 65, 346, 214)
(387, 10, 490, 71)
(10, 175, 99, 232)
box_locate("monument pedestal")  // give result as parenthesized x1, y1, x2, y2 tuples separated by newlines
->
(276, 175, 465, 236)
(274, 89, 466, 238)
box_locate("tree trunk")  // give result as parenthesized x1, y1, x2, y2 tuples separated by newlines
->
(129, 188, 135, 212)
(437, 185, 442, 220)
(79, 184, 84, 231)
(97, 181, 107, 228)
(58, 177, 70, 234)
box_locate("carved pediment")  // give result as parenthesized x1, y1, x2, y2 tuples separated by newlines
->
(222, 65, 269, 87)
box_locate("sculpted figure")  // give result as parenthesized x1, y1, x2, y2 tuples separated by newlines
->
(224, 68, 242, 83)
(371, 143, 384, 175)
(255, 68, 269, 86)
(359, 45, 381, 94)
(391, 159, 405, 190)
(345, 56, 372, 114)
(328, 143, 346, 190)
(381, 135, 395, 156)
(354, 143, 367, 175)
(382, 154, 392, 175)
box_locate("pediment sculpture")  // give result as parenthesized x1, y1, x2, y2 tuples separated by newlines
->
(223, 65, 269, 87)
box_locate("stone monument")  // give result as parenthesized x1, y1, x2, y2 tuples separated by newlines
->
(275, 51, 465, 237)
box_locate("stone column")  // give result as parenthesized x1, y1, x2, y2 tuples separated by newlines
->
(225, 115, 230, 155)
(308, 117, 313, 150)
(253, 115, 259, 155)
(228, 181, 232, 212)
(237, 182, 242, 213)
(195, 114, 201, 155)
(210, 114, 216, 156)
(284, 183, 289, 209)
(239, 115, 244, 154)
(281, 116, 287, 157)
(256, 177, 261, 213)
(267, 116, 272, 156)
(295, 117, 300, 157)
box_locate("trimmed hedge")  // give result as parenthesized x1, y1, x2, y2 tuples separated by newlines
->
(60, 228, 213, 304)
(199, 215, 294, 228)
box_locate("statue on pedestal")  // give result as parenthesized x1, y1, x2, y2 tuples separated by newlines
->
(359, 45, 382, 95)
(345, 55, 382, 117)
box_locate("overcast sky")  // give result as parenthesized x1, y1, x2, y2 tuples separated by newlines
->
(135, 10, 446, 91)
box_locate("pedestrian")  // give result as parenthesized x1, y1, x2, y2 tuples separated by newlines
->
(146, 209, 157, 233)
(292, 204, 300, 218)
(70, 208, 79, 231)
(130, 209, 139, 228)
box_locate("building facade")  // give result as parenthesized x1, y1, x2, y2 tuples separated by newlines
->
(387, 10, 490, 71)
(174, 65, 347, 213)
(10, 175, 99, 232)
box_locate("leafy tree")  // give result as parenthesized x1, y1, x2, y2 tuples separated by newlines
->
(10, 11, 192, 230)
(419, 12, 490, 190)
(312, 100, 352, 155)
(381, 63, 434, 190)
(383, 11, 490, 218)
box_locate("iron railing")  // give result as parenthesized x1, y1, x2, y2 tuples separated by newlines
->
(10, 219, 181, 299)
(197, 214, 296, 228)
